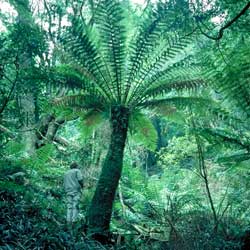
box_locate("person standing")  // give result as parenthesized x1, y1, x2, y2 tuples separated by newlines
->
(64, 162, 83, 223)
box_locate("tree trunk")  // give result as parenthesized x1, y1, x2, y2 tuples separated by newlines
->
(87, 105, 129, 241)
(19, 91, 37, 156)
(36, 115, 65, 148)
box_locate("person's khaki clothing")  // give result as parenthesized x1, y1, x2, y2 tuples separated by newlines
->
(66, 191, 81, 223)
(64, 169, 83, 223)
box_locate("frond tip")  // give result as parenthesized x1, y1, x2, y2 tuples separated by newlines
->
(53, 94, 105, 112)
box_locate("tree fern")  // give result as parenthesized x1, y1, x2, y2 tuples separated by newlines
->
(55, 0, 208, 237)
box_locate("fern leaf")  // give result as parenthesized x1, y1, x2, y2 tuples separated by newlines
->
(61, 19, 115, 101)
(205, 45, 250, 117)
(95, 0, 126, 102)
(217, 152, 250, 164)
(51, 64, 90, 91)
(138, 96, 211, 110)
(129, 111, 157, 151)
(143, 79, 205, 99)
(123, 3, 175, 103)
(53, 94, 106, 112)
(128, 34, 194, 104)
(200, 128, 250, 150)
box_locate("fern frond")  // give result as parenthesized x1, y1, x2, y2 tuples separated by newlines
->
(217, 152, 250, 164)
(26, 144, 56, 169)
(199, 128, 250, 150)
(54, 94, 106, 112)
(95, 0, 126, 102)
(142, 79, 205, 99)
(52, 64, 115, 100)
(139, 95, 238, 128)
(138, 97, 210, 110)
(143, 58, 201, 90)
(128, 34, 194, 104)
(123, 2, 174, 103)
(205, 45, 250, 117)
(51, 64, 91, 91)
(61, 18, 115, 101)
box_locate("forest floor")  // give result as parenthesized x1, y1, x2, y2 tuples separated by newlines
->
(0, 162, 249, 250)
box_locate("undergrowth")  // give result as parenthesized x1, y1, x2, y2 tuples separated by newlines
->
(0, 160, 249, 250)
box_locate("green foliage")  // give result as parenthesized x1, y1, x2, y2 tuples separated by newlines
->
(117, 133, 249, 249)
(206, 43, 250, 117)
(58, 0, 204, 117)
(129, 111, 157, 151)
(78, 111, 106, 139)
(1, 0, 250, 249)
(8, 0, 47, 59)
(4, 141, 24, 158)
(158, 134, 197, 168)
(51, 64, 87, 90)
(27, 144, 56, 169)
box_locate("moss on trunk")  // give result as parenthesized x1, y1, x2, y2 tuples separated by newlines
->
(87, 105, 129, 240)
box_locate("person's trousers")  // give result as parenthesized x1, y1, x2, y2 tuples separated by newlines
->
(66, 191, 81, 223)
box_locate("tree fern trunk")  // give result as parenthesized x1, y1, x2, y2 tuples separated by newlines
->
(87, 105, 129, 241)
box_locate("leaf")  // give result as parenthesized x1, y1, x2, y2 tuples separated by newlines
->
(78, 110, 105, 139)
(129, 111, 157, 151)
(25, 144, 56, 170)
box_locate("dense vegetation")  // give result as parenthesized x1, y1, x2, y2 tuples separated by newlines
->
(1, 0, 250, 249)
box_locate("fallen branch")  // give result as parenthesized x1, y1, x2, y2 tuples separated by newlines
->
(53, 136, 69, 147)
(0, 124, 15, 138)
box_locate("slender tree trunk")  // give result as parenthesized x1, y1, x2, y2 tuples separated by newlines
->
(190, 115, 218, 232)
(196, 136, 218, 232)
(19, 91, 37, 156)
(87, 105, 129, 241)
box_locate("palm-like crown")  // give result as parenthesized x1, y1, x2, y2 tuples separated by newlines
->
(55, 0, 204, 115)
